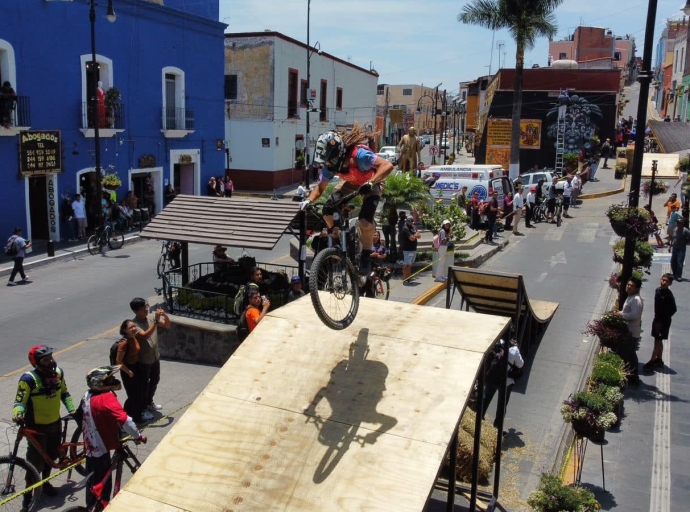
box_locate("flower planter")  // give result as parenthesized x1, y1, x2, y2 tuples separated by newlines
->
(610, 219, 627, 237)
(613, 401, 623, 427)
(572, 419, 605, 441)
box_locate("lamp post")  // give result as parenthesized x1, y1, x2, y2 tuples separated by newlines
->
(306, 0, 312, 174)
(618, 0, 658, 308)
(89, 0, 116, 230)
(648, 159, 658, 211)
(431, 83, 442, 164)
(452, 100, 457, 157)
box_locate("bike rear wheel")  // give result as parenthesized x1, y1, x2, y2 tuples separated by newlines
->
(309, 247, 360, 330)
(87, 235, 102, 255)
(108, 231, 124, 250)
(373, 277, 390, 300)
(69, 426, 87, 477)
(157, 253, 167, 277)
(0, 455, 42, 512)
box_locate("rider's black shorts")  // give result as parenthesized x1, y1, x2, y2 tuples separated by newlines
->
(327, 181, 381, 224)
(547, 197, 556, 214)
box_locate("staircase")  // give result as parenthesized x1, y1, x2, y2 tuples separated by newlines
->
(554, 115, 566, 175)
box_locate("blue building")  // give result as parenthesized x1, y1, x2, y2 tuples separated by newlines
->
(0, 0, 226, 242)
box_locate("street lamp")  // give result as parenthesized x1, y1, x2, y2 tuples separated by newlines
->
(305, 1, 323, 179)
(416, 92, 434, 135)
(89, 0, 116, 229)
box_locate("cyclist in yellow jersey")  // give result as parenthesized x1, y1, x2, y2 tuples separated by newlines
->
(12, 345, 75, 509)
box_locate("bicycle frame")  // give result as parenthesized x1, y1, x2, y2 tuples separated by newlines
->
(87, 443, 142, 511)
(8, 418, 83, 471)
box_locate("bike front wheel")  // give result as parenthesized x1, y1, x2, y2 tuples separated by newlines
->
(0, 455, 42, 512)
(87, 235, 102, 255)
(373, 277, 390, 300)
(556, 206, 562, 227)
(157, 253, 167, 277)
(108, 231, 124, 250)
(309, 247, 360, 330)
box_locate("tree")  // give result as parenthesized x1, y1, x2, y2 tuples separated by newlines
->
(459, 0, 563, 180)
(381, 172, 430, 212)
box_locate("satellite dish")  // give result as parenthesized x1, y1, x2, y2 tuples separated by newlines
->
(295, 140, 305, 150)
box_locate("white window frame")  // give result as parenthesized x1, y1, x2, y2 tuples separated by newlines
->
(0, 39, 17, 90)
(161, 66, 191, 137)
(79, 54, 119, 137)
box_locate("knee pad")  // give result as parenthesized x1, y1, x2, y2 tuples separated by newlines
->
(358, 195, 380, 224)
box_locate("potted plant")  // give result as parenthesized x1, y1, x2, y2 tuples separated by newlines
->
(591, 356, 628, 388)
(102, 172, 122, 189)
(641, 180, 668, 198)
(527, 473, 601, 512)
(563, 152, 579, 169)
(294, 154, 305, 170)
(561, 391, 617, 441)
(615, 161, 627, 179)
(104, 87, 122, 128)
(605, 204, 654, 238)
(676, 155, 690, 173)
(594, 384, 624, 427)
(583, 310, 631, 349)
(381, 172, 430, 218)
(612, 238, 654, 268)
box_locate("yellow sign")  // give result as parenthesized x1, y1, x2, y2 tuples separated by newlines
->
(520, 120, 541, 149)
(486, 148, 510, 170)
(486, 119, 541, 150)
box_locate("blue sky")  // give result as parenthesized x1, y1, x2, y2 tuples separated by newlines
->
(220, 0, 686, 96)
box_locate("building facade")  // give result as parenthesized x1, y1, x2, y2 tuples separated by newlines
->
(0, 0, 226, 242)
(375, 84, 437, 143)
(223, 32, 377, 190)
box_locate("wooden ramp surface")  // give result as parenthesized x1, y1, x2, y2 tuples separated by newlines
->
(107, 295, 510, 512)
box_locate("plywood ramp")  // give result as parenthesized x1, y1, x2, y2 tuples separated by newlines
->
(107, 295, 510, 512)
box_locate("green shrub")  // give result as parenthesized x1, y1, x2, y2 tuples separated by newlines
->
(527, 473, 600, 511)
(595, 352, 625, 370)
(591, 362, 626, 388)
(594, 384, 624, 408)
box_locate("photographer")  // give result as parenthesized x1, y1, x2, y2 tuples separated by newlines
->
(246, 289, 270, 333)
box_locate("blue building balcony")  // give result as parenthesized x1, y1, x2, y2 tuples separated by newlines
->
(0, 96, 31, 136)
(162, 107, 194, 138)
(79, 102, 126, 138)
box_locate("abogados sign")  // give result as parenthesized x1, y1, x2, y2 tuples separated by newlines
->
(19, 130, 62, 177)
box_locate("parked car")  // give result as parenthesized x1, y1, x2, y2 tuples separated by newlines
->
(439, 137, 449, 149)
(514, 170, 565, 198)
(378, 146, 400, 164)
(421, 134, 431, 145)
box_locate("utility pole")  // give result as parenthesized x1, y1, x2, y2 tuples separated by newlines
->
(433, 86, 439, 165)
(441, 89, 447, 163)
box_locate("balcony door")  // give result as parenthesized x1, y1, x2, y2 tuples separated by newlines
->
(165, 73, 177, 129)
(85, 63, 101, 128)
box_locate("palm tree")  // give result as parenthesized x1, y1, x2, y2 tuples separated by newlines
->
(459, 0, 563, 180)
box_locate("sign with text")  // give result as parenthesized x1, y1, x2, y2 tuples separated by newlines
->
(19, 130, 62, 177)
(486, 119, 542, 150)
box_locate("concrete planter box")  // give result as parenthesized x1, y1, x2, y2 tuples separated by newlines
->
(160, 314, 240, 366)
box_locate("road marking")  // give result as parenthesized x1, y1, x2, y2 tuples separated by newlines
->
(546, 251, 567, 268)
(576, 229, 597, 244)
(650, 333, 671, 512)
(537, 272, 548, 283)
(0, 326, 118, 382)
(544, 229, 563, 241)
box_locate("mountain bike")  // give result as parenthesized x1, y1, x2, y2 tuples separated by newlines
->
(307, 191, 367, 330)
(156, 241, 181, 277)
(366, 265, 391, 300)
(0, 416, 85, 512)
(87, 224, 124, 256)
(62, 436, 146, 512)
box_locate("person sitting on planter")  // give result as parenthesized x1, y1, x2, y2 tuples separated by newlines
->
(643, 273, 677, 372)
(613, 277, 644, 385)
(212, 245, 235, 273)
(288, 276, 305, 303)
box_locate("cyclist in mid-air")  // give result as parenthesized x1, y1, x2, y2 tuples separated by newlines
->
(302, 123, 394, 276)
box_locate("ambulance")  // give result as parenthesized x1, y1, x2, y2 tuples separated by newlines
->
(424, 164, 515, 203)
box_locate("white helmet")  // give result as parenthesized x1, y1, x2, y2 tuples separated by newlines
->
(313, 131, 346, 168)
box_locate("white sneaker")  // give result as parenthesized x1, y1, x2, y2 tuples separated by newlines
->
(148, 402, 163, 411)
(21, 276, 31, 282)
(141, 411, 154, 421)
(7, 281, 17, 286)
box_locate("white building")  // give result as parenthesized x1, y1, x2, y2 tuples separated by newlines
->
(223, 32, 378, 190)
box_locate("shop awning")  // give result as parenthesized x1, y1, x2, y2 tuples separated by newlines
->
(139, 195, 303, 250)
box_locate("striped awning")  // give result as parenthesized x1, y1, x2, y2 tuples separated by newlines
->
(139, 195, 302, 250)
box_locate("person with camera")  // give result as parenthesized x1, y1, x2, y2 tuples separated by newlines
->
(482, 339, 524, 432)
(246, 289, 270, 333)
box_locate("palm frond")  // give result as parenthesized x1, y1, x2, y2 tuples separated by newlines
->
(458, 0, 508, 31)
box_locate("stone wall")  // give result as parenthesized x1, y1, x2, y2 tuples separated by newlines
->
(160, 314, 240, 366)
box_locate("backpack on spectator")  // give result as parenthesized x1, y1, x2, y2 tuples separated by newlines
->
(4, 236, 18, 257)
(236, 310, 250, 342)
(233, 285, 246, 317)
(109, 339, 128, 366)
(432, 234, 440, 250)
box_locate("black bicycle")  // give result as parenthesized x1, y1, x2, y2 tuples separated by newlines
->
(87, 224, 124, 255)
(307, 191, 367, 330)
(156, 241, 181, 277)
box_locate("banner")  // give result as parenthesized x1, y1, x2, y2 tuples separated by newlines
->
(486, 148, 510, 170)
(486, 119, 542, 150)
(19, 130, 62, 177)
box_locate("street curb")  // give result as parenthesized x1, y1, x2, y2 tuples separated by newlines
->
(579, 177, 626, 199)
(0, 234, 144, 278)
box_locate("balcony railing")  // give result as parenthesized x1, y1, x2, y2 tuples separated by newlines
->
(162, 107, 194, 131)
(0, 95, 31, 128)
(80, 102, 125, 130)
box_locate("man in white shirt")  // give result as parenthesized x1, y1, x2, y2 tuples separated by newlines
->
(614, 277, 643, 385)
(562, 176, 573, 218)
(512, 185, 524, 235)
(570, 174, 581, 208)
(675, 171, 687, 207)
(296, 181, 309, 199)
(525, 186, 536, 228)
(71, 194, 86, 239)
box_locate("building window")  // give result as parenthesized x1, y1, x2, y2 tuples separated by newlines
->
(80, 54, 113, 129)
(288, 68, 298, 118)
(224, 75, 237, 100)
(161, 66, 189, 131)
(377, 84, 385, 95)
(320, 79, 327, 122)
(614, 52, 621, 61)
(675, 50, 679, 73)
(0, 39, 17, 92)
(402, 88, 412, 96)
(336, 87, 343, 110)
(558, 52, 567, 60)
(300, 79, 308, 107)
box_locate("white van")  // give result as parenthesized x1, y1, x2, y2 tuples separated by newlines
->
(424, 164, 515, 203)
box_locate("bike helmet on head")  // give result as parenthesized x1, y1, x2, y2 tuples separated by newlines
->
(86, 365, 122, 392)
(28, 345, 54, 367)
(313, 131, 346, 168)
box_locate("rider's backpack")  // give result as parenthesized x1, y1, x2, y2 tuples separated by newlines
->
(236, 309, 250, 342)
(4, 236, 18, 257)
(432, 234, 440, 250)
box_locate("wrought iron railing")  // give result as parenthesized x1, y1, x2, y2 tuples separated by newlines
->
(1, 95, 31, 127)
(80, 102, 125, 130)
(161, 261, 299, 324)
(162, 107, 194, 131)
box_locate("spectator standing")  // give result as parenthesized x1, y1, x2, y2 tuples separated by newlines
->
(130, 298, 170, 418)
(484, 190, 499, 244)
(114, 319, 152, 423)
(401, 216, 421, 284)
(546, 177, 558, 223)
(80, 366, 146, 509)
(216, 176, 225, 197)
(481, 339, 524, 431)
(224, 177, 234, 198)
(562, 176, 573, 218)
(207, 177, 220, 196)
(502, 192, 514, 231)
(664, 193, 681, 219)
(670, 219, 690, 281)
(470, 191, 481, 230)
(164, 184, 176, 207)
(246, 289, 270, 332)
(435, 220, 452, 282)
(570, 173, 581, 208)
(381, 204, 398, 259)
(512, 186, 524, 235)
(557, 89, 570, 119)
(643, 274, 677, 372)
(6, 227, 32, 286)
(601, 138, 612, 169)
(12, 345, 76, 506)
(675, 171, 688, 207)
(666, 204, 682, 243)
(72, 193, 87, 239)
(288, 276, 306, 302)
(613, 278, 644, 385)
(525, 186, 536, 228)
(0, 80, 17, 128)
(397, 210, 407, 261)
(457, 185, 468, 211)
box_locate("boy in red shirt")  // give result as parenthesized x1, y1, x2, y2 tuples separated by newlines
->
(80, 366, 146, 508)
